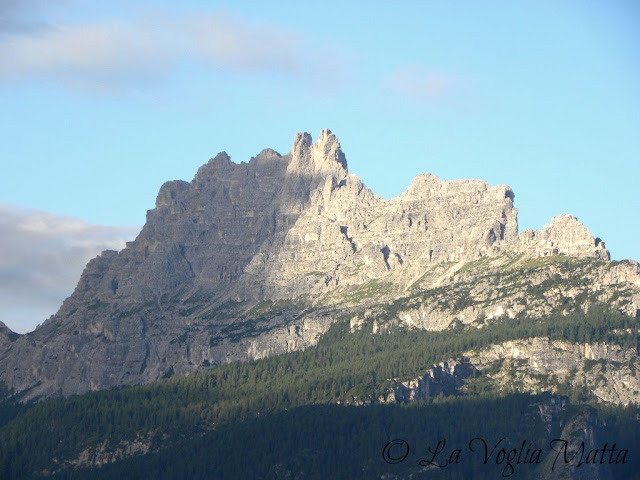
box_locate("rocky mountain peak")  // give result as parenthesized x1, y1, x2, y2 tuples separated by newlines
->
(518, 214, 611, 260)
(291, 131, 313, 162)
(288, 129, 347, 177)
(313, 128, 347, 170)
(192, 152, 233, 185)
(0, 129, 634, 402)
(0, 321, 15, 341)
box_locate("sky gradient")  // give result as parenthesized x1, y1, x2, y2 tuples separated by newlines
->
(1, 1, 639, 332)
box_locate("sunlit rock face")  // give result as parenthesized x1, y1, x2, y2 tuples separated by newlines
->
(1, 129, 635, 402)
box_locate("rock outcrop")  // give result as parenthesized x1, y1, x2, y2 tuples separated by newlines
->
(380, 338, 640, 407)
(518, 214, 610, 260)
(0, 129, 637, 401)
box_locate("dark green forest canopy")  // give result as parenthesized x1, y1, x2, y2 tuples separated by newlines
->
(16, 397, 640, 480)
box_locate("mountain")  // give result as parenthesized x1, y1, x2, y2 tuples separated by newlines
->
(0, 129, 638, 403)
(1, 129, 640, 479)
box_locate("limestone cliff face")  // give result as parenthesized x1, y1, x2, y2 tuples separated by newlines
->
(0, 129, 637, 401)
(467, 338, 640, 405)
(518, 214, 610, 260)
(380, 338, 640, 407)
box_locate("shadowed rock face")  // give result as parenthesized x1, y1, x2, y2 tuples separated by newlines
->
(0, 129, 631, 401)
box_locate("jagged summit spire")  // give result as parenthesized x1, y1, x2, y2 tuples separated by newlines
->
(288, 129, 347, 175)
(315, 128, 347, 170)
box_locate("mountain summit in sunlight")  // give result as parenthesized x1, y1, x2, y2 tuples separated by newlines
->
(1, 130, 637, 402)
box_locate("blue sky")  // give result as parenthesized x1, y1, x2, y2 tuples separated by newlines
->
(1, 1, 639, 332)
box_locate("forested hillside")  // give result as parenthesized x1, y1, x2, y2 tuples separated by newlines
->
(1, 307, 638, 478)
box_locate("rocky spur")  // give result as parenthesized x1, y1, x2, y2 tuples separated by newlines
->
(383, 437, 629, 477)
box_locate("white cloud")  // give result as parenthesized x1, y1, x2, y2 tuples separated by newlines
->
(0, 10, 327, 91)
(386, 64, 466, 102)
(0, 204, 139, 333)
(0, 20, 169, 90)
(184, 12, 301, 74)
